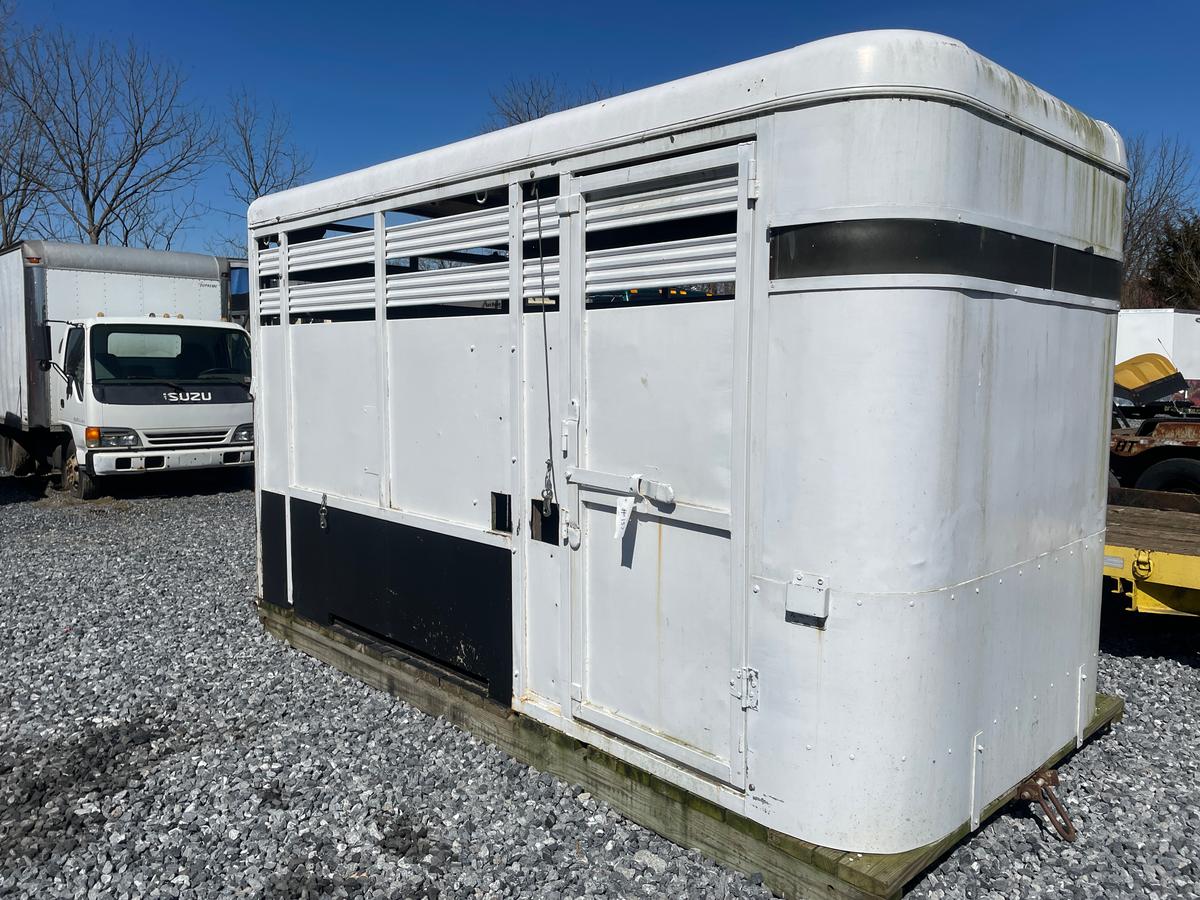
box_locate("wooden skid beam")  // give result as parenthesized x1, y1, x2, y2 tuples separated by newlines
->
(257, 601, 1123, 900)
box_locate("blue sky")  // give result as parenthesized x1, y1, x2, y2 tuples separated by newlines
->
(17, 0, 1200, 253)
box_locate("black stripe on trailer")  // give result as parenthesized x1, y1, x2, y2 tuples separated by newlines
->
(260, 490, 288, 608)
(287, 497, 513, 704)
(769, 218, 1122, 301)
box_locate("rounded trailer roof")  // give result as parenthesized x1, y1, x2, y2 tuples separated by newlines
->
(250, 29, 1126, 228)
(19, 241, 221, 280)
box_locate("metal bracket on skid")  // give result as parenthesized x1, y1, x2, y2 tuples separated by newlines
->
(1016, 768, 1077, 842)
(731, 666, 759, 710)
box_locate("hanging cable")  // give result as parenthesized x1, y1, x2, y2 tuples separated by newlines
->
(532, 180, 557, 516)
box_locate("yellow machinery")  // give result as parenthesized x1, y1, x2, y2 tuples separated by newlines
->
(1106, 352, 1200, 616)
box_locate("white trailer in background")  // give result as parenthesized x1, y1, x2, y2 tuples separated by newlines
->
(0, 241, 254, 498)
(1116, 308, 1200, 383)
(249, 30, 1124, 863)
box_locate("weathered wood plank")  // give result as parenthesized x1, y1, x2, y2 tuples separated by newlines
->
(258, 601, 1122, 900)
(1108, 503, 1200, 556)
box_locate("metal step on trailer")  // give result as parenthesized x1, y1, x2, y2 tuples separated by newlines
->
(257, 600, 1124, 900)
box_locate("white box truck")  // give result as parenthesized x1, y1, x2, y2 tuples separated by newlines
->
(0, 240, 254, 498)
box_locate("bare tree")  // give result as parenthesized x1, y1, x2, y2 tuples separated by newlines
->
(0, 100, 47, 247)
(485, 76, 615, 130)
(5, 30, 214, 247)
(0, 1, 47, 246)
(210, 89, 312, 256)
(1123, 134, 1198, 307)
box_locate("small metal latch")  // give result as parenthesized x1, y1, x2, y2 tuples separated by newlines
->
(1016, 768, 1077, 842)
(635, 476, 674, 505)
(1132, 549, 1153, 579)
(319, 493, 328, 531)
(730, 666, 759, 710)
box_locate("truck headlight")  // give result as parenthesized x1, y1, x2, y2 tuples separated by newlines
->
(232, 423, 254, 443)
(85, 427, 140, 449)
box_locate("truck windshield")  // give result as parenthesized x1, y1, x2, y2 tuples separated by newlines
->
(90, 324, 251, 385)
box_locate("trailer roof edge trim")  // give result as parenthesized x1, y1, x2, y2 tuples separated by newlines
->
(249, 29, 1126, 230)
(6, 240, 221, 280)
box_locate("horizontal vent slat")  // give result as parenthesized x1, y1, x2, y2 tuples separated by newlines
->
(286, 277, 376, 313)
(286, 232, 375, 273)
(585, 178, 738, 232)
(386, 260, 510, 306)
(521, 199, 560, 241)
(522, 257, 561, 295)
(585, 234, 736, 292)
(386, 207, 509, 259)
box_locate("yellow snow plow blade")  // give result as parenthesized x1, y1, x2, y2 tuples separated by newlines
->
(1114, 353, 1188, 405)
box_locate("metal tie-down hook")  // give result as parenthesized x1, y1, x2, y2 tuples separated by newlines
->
(1016, 768, 1077, 842)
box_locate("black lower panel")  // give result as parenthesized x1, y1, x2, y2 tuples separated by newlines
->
(289, 497, 513, 703)
(260, 491, 288, 607)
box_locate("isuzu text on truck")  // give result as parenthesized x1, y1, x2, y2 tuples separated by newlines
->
(0, 241, 253, 499)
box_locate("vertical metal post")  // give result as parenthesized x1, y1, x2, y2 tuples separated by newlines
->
(248, 229, 264, 603)
(561, 173, 585, 712)
(374, 211, 391, 510)
(279, 231, 295, 605)
(508, 180, 528, 705)
(724, 139, 758, 789)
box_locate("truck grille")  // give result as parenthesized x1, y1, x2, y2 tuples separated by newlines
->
(143, 428, 230, 447)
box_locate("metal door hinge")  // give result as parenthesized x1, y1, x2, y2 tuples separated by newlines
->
(731, 667, 759, 710)
(318, 493, 328, 531)
(744, 157, 760, 201)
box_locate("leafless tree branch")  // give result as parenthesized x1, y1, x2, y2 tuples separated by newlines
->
(220, 88, 312, 208)
(1123, 134, 1198, 307)
(485, 76, 616, 130)
(208, 88, 311, 255)
(4, 29, 215, 247)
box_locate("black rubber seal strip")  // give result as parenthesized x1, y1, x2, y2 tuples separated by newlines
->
(769, 218, 1121, 301)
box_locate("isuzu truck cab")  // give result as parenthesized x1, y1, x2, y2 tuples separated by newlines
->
(0, 241, 253, 499)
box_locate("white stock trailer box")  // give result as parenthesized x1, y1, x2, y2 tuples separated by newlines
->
(249, 31, 1124, 859)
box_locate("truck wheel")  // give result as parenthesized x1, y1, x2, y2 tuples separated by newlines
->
(1134, 458, 1200, 494)
(61, 443, 100, 500)
(1, 437, 33, 476)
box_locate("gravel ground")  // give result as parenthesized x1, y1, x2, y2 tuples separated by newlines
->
(1, 472, 1197, 899)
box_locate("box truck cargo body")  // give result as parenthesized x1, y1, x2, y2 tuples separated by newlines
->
(250, 30, 1124, 855)
(0, 241, 254, 497)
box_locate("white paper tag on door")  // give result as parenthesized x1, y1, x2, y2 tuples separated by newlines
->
(614, 496, 636, 540)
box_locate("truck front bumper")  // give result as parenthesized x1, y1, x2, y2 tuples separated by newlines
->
(89, 445, 254, 475)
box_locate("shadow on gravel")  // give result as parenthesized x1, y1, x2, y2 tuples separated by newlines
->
(1099, 594, 1200, 669)
(0, 720, 174, 861)
(0, 468, 252, 507)
(99, 469, 254, 500)
(0, 473, 48, 508)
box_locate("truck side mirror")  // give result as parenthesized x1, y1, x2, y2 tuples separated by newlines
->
(33, 324, 52, 369)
